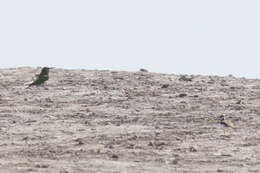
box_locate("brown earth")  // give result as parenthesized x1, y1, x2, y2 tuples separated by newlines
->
(0, 67, 260, 173)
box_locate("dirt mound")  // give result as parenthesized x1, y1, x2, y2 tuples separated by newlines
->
(0, 67, 260, 172)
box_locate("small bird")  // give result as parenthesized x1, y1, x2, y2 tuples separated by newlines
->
(28, 67, 53, 87)
(219, 115, 236, 129)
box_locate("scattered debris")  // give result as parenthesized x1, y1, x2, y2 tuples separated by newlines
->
(169, 157, 179, 165)
(74, 138, 84, 146)
(60, 169, 69, 173)
(236, 99, 245, 104)
(178, 93, 188, 97)
(161, 84, 170, 88)
(217, 169, 224, 172)
(148, 141, 166, 149)
(148, 141, 153, 146)
(179, 75, 193, 82)
(189, 146, 198, 152)
(35, 164, 49, 168)
(110, 154, 119, 159)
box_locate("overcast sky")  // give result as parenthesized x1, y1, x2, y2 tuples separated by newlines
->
(0, 0, 259, 78)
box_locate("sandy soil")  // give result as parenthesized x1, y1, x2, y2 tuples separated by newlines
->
(0, 67, 260, 173)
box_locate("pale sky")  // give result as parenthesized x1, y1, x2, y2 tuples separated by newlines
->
(0, 0, 259, 78)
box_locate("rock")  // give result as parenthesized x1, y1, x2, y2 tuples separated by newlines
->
(139, 68, 148, 72)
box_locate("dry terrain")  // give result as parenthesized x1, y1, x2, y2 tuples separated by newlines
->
(0, 67, 260, 173)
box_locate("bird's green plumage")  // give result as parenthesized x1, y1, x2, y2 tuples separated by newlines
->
(28, 67, 52, 86)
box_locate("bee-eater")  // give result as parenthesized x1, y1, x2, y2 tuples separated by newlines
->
(28, 67, 53, 87)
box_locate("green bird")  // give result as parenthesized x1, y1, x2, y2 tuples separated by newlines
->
(28, 67, 53, 87)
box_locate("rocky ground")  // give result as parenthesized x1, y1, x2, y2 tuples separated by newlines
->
(0, 67, 260, 173)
